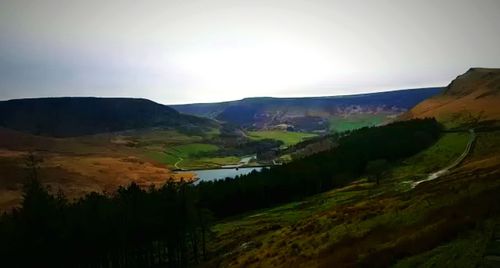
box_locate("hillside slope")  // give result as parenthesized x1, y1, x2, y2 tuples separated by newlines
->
(0, 97, 216, 137)
(405, 68, 500, 127)
(171, 88, 442, 132)
(204, 111, 500, 268)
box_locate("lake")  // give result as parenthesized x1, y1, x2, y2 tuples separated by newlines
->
(192, 167, 264, 184)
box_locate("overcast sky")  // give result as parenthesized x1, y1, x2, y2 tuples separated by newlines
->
(0, 0, 499, 104)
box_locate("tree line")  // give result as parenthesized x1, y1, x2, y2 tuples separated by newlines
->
(0, 176, 212, 267)
(0, 118, 440, 267)
(196, 118, 441, 217)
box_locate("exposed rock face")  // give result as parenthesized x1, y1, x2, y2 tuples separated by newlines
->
(404, 68, 500, 127)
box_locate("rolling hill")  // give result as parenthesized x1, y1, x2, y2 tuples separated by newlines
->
(404, 68, 500, 127)
(0, 97, 221, 210)
(0, 97, 217, 137)
(171, 88, 443, 132)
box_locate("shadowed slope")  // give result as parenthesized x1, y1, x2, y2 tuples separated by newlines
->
(172, 88, 443, 131)
(0, 97, 216, 137)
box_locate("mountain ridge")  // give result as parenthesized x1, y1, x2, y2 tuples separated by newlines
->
(404, 68, 500, 126)
(171, 87, 443, 132)
(0, 97, 217, 137)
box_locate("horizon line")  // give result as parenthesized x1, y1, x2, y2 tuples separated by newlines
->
(0, 85, 445, 106)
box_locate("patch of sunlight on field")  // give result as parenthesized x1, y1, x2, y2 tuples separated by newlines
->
(328, 114, 388, 133)
(247, 130, 317, 146)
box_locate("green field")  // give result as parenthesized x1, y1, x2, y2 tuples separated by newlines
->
(145, 143, 228, 169)
(247, 130, 317, 146)
(121, 128, 246, 169)
(391, 132, 470, 182)
(167, 143, 219, 157)
(328, 114, 388, 133)
(144, 151, 180, 165)
(178, 156, 240, 169)
(144, 129, 319, 169)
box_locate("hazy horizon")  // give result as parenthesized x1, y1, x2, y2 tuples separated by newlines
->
(1, 85, 446, 106)
(1, 0, 499, 104)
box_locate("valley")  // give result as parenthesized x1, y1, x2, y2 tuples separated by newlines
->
(0, 88, 442, 211)
(0, 123, 317, 210)
(1, 1, 499, 266)
(0, 69, 499, 267)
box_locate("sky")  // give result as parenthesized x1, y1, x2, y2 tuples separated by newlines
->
(0, 0, 499, 104)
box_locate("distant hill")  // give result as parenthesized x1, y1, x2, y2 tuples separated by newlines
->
(404, 68, 500, 127)
(0, 97, 216, 137)
(171, 88, 443, 132)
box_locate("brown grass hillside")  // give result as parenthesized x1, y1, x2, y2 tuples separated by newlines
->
(404, 68, 500, 127)
(0, 128, 194, 211)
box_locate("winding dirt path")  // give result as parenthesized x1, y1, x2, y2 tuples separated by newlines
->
(412, 129, 475, 188)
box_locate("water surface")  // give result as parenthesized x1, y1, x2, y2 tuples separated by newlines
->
(193, 167, 263, 184)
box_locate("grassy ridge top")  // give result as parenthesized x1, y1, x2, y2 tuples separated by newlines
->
(406, 68, 500, 127)
(0, 97, 216, 137)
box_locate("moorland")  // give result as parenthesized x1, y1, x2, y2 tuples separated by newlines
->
(1, 68, 499, 267)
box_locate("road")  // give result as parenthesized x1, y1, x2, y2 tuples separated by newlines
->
(412, 129, 476, 188)
(174, 157, 183, 170)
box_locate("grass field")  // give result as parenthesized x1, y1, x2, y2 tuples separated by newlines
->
(143, 151, 179, 165)
(390, 132, 470, 182)
(247, 130, 317, 146)
(178, 156, 241, 169)
(145, 151, 240, 169)
(143, 143, 239, 169)
(328, 114, 388, 133)
(167, 143, 219, 157)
